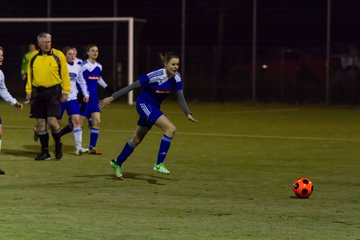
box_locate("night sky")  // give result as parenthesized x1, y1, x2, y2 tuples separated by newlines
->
(0, 0, 360, 48)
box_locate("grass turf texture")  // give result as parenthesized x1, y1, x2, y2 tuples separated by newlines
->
(0, 101, 359, 239)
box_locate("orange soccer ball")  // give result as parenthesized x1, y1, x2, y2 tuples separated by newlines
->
(293, 178, 314, 199)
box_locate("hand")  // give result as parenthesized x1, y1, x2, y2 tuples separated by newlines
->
(21, 74, 26, 81)
(99, 96, 114, 108)
(14, 102, 23, 110)
(187, 114, 198, 123)
(61, 93, 68, 102)
(83, 95, 89, 103)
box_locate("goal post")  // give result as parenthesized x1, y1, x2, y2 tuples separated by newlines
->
(0, 17, 146, 105)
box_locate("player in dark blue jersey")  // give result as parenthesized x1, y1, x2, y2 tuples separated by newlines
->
(80, 44, 113, 154)
(100, 52, 198, 179)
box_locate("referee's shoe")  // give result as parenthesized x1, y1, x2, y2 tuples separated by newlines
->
(35, 151, 51, 161)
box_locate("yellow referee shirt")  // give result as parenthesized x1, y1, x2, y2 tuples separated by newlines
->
(25, 48, 70, 95)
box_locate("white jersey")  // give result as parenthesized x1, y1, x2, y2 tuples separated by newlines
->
(67, 62, 88, 101)
(0, 69, 17, 105)
(75, 57, 83, 66)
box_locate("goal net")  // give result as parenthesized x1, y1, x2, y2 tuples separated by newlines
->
(0, 17, 146, 105)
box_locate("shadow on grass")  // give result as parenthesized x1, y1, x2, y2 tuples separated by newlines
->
(23, 144, 74, 152)
(74, 171, 176, 185)
(2, 143, 76, 159)
(2, 148, 36, 158)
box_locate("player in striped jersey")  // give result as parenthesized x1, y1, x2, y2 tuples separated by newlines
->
(100, 51, 198, 179)
(58, 47, 89, 155)
(0, 46, 23, 174)
(80, 44, 113, 154)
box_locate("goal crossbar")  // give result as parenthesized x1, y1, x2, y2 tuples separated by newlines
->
(0, 17, 146, 105)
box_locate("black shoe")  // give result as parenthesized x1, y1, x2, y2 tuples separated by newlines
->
(0, 169, 5, 175)
(35, 151, 51, 160)
(55, 143, 63, 160)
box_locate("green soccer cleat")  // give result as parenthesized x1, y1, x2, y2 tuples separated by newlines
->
(110, 159, 123, 179)
(153, 163, 170, 175)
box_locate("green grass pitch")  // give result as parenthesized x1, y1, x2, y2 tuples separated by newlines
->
(0, 101, 359, 239)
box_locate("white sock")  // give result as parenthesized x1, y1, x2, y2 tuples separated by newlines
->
(73, 128, 82, 149)
(0, 139, 2, 151)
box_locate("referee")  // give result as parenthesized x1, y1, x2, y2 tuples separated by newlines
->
(25, 32, 70, 160)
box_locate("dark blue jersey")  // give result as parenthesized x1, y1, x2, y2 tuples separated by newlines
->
(138, 68, 183, 107)
(81, 60, 108, 98)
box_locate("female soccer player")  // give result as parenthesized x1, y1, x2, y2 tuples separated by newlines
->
(0, 46, 23, 174)
(58, 47, 89, 155)
(80, 44, 112, 154)
(100, 51, 198, 179)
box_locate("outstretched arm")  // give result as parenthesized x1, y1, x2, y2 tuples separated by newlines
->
(176, 90, 198, 123)
(99, 80, 141, 108)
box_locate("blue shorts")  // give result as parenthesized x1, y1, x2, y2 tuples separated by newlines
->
(60, 99, 80, 119)
(80, 95, 100, 118)
(0, 116, 2, 124)
(136, 102, 163, 128)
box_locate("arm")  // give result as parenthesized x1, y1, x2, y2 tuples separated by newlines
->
(20, 54, 27, 80)
(59, 53, 70, 95)
(97, 77, 108, 88)
(77, 70, 89, 97)
(176, 90, 198, 123)
(99, 80, 141, 108)
(98, 77, 114, 95)
(0, 76, 23, 110)
(25, 54, 34, 96)
(112, 80, 141, 100)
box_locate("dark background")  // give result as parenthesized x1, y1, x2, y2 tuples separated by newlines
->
(0, 0, 360, 103)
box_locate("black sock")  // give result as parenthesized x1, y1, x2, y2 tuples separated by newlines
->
(38, 131, 49, 153)
(59, 124, 73, 137)
(52, 129, 61, 145)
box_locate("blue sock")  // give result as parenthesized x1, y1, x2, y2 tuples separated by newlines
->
(156, 135, 172, 165)
(89, 128, 99, 149)
(116, 141, 135, 166)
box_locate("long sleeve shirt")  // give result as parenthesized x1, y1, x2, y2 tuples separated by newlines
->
(0, 69, 17, 105)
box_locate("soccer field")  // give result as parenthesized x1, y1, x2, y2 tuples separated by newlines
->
(0, 101, 359, 239)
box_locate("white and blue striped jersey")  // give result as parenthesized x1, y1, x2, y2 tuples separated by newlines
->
(67, 62, 88, 101)
(138, 68, 183, 106)
(0, 69, 17, 105)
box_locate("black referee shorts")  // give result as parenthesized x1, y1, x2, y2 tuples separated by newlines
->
(30, 85, 62, 119)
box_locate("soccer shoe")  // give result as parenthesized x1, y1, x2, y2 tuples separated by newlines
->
(55, 143, 63, 160)
(153, 163, 170, 175)
(0, 169, 5, 175)
(35, 151, 51, 161)
(88, 147, 102, 155)
(75, 147, 89, 156)
(33, 127, 39, 142)
(110, 159, 123, 179)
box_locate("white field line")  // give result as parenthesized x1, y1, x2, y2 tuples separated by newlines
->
(6, 125, 359, 142)
(174, 132, 359, 142)
(209, 108, 299, 115)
